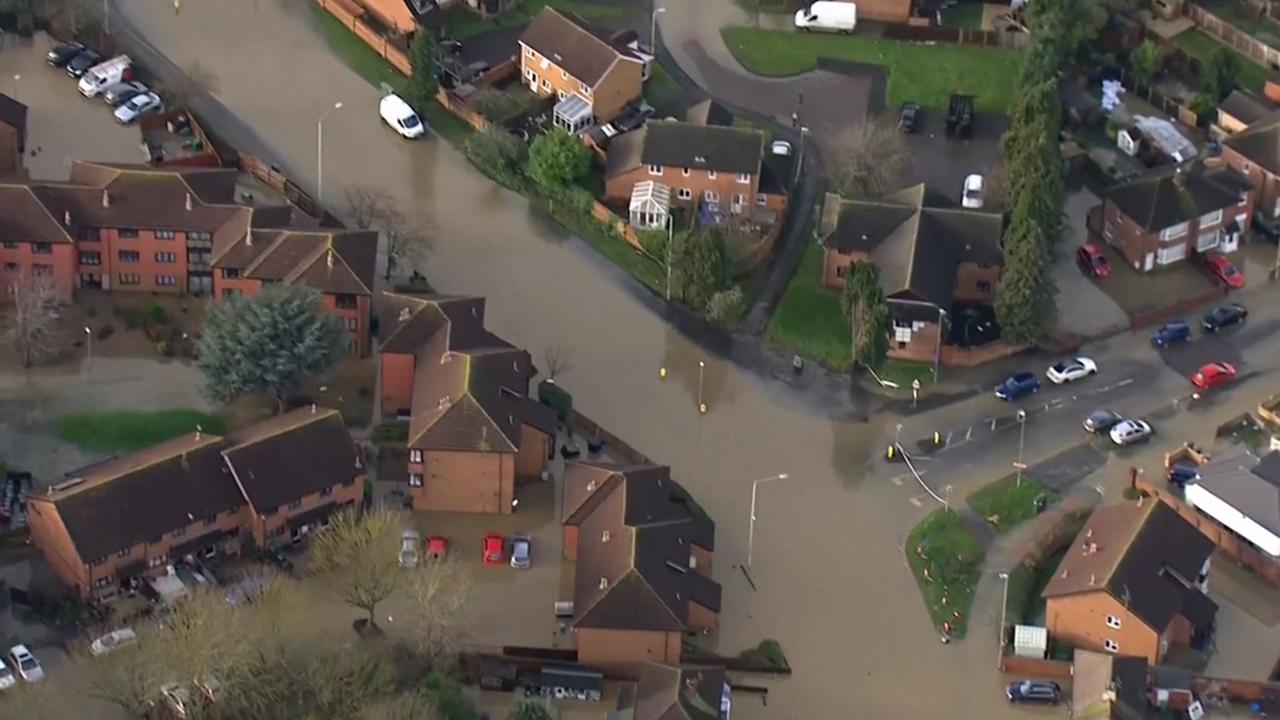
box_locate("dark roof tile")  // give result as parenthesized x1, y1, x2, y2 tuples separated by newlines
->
(222, 407, 361, 512)
(519, 8, 632, 88)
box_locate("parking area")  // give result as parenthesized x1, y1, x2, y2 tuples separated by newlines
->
(1053, 190, 1131, 340)
(1205, 555, 1280, 680)
(897, 110, 1008, 204)
(1, 32, 144, 180)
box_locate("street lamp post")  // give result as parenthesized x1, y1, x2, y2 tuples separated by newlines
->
(748, 472, 790, 571)
(11, 74, 19, 102)
(103, 0, 110, 35)
(697, 360, 707, 414)
(650, 6, 666, 53)
(1015, 410, 1027, 487)
(84, 326, 92, 378)
(316, 101, 343, 206)
(664, 213, 674, 301)
(996, 570, 1010, 668)
(933, 307, 947, 383)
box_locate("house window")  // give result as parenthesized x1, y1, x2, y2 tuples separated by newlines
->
(707, 170, 717, 179)
(977, 280, 992, 292)
(172, 527, 186, 538)
(157, 275, 177, 287)
(1, 241, 17, 249)
(736, 172, 751, 183)
(1160, 222, 1189, 241)
(561, 69, 567, 80)
(579, 82, 589, 95)
(835, 265, 846, 278)
(147, 555, 167, 568)
(677, 188, 692, 200)
(320, 487, 332, 498)
(31, 242, 51, 255)
(118, 273, 141, 286)
(2, 263, 15, 272)
(156, 230, 176, 240)
(1105, 615, 1122, 629)
(93, 576, 112, 588)
(118, 250, 140, 263)
(409, 449, 424, 464)
(155, 251, 177, 263)
(80, 251, 101, 266)
(648, 165, 663, 176)
(116, 548, 130, 558)
(704, 190, 719, 202)
(541, 79, 551, 91)
(288, 499, 303, 511)
(557, 90, 567, 101)
(732, 194, 746, 208)
(221, 267, 240, 279)
(92, 556, 107, 566)
(343, 316, 357, 331)
(525, 69, 538, 85)
(118, 228, 139, 239)
(1244, 161, 1254, 173)
(1103, 639, 1120, 653)
(188, 232, 212, 243)
(1200, 209, 1224, 226)
(681, 168, 691, 177)
(409, 474, 424, 487)
(32, 264, 52, 277)
(524, 47, 534, 58)
(335, 293, 357, 309)
(1157, 244, 1188, 265)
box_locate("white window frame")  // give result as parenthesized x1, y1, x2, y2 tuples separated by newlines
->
(409, 474, 424, 488)
(681, 168, 691, 177)
(676, 187, 692, 200)
(707, 170, 717, 179)
(1105, 615, 1122, 629)
(541, 78, 551, 91)
(1160, 222, 1189, 241)
(1103, 638, 1120, 653)
(704, 190, 719, 202)
(736, 172, 751, 183)
(1196, 229, 1221, 252)
(757, 193, 767, 205)
(1200, 209, 1223, 227)
(1157, 244, 1188, 265)
(409, 449, 423, 464)
(649, 165, 663, 176)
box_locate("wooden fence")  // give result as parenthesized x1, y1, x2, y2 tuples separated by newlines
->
(590, 200, 642, 250)
(999, 655, 1074, 679)
(1132, 470, 1280, 585)
(881, 23, 1030, 49)
(1187, 3, 1280, 72)
(237, 154, 330, 222)
(314, 0, 411, 75)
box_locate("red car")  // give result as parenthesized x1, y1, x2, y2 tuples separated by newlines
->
(482, 534, 505, 565)
(1202, 251, 1245, 289)
(426, 536, 448, 561)
(1191, 362, 1237, 390)
(1076, 244, 1111, 279)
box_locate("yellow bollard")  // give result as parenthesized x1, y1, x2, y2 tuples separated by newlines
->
(658, 367, 667, 379)
(934, 431, 942, 446)
(886, 445, 896, 460)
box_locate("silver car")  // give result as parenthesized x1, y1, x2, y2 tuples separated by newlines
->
(102, 80, 148, 107)
(399, 530, 421, 568)
(1109, 419, 1153, 447)
(510, 535, 532, 569)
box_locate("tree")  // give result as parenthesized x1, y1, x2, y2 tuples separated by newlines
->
(378, 204, 435, 281)
(408, 31, 439, 112)
(705, 286, 744, 323)
(343, 184, 396, 230)
(3, 273, 59, 368)
(995, 196, 1058, 345)
(541, 345, 570, 383)
(307, 506, 405, 629)
(401, 559, 470, 666)
(509, 700, 555, 720)
(463, 125, 528, 184)
(527, 129, 590, 189)
(670, 228, 731, 314)
(840, 261, 890, 369)
(196, 285, 347, 410)
(1128, 40, 1163, 91)
(1206, 47, 1242, 101)
(829, 119, 906, 197)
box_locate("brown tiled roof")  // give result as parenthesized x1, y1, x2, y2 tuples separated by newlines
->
(221, 229, 377, 296)
(636, 663, 729, 720)
(1042, 501, 1216, 633)
(518, 8, 635, 89)
(222, 407, 361, 513)
(1106, 163, 1248, 233)
(568, 463, 720, 633)
(1225, 117, 1280, 175)
(0, 186, 75, 244)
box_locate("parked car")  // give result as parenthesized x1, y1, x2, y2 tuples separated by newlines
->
(961, 174, 984, 209)
(102, 80, 148, 107)
(1202, 303, 1248, 332)
(770, 140, 792, 156)
(994, 372, 1041, 401)
(7, 645, 43, 683)
(1169, 462, 1200, 487)
(613, 102, 655, 133)
(1191, 361, 1237, 390)
(46, 40, 86, 67)
(114, 91, 163, 124)
(223, 576, 269, 606)
(379, 93, 425, 139)
(898, 102, 919, 133)
(1046, 357, 1097, 384)
(1075, 243, 1111, 279)
(0, 658, 13, 691)
(90, 628, 138, 657)
(65, 49, 102, 78)
(160, 681, 196, 718)
(793, 0, 857, 32)
(1201, 251, 1246, 289)
(265, 549, 295, 575)
(426, 536, 448, 561)
(510, 535, 532, 570)
(483, 533, 505, 565)
(1082, 409, 1125, 434)
(399, 530, 422, 568)
(1151, 319, 1191, 347)
(1109, 419, 1153, 447)
(1006, 680, 1062, 705)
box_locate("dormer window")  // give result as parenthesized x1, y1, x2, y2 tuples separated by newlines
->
(601, 530, 611, 542)
(598, 577, 609, 590)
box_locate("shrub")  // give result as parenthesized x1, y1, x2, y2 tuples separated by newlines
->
(422, 671, 476, 720)
(464, 126, 527, 190)
(372, 422, 410, 443)
(538, 379, 573, 422)
(145, 302, 168, 326)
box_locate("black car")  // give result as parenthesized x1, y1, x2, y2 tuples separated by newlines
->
(66, 49, 102, 78)
(1169, 462, 1200, 487)
(1007, 680, 1062, 705)
(898, 102, 919, 133)
(46, 40, 86, 67)
(614, 103, 655, 133)
(1083, 409, 1124, 434)
(1202, 303, 1248, 332)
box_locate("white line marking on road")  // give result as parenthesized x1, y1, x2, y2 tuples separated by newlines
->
(909, 496, 924, 507)
(965, 427, 973, 441)
(945, 431, 954, 445)
(891, 476, 904, 486)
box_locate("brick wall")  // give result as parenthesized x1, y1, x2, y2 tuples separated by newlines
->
(998, 655, 1075, 679)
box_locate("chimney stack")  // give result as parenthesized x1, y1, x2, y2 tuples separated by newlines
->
(101, 190, 110, 208)
(185, 192, 193, 211)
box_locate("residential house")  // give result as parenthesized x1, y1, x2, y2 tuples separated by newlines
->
(518, 8, 645, 128)
(818, 184, 1003, 361)
(1185, 449, 1280, 559)
(561, 462, 720, 667)
(1099, 163, 1253, 272)
(1042, 501, 1217, 665)
(26, 406, 362, 600)
(635, 662, 732, 720)
(1216, 89, 1279, 135)
(1071, 650, 1149, 720)
(378, 292, 556, 514)
(0, 93, 26, 175)
(605, 120, 784, 224)
(1222, 117, 1280, 218)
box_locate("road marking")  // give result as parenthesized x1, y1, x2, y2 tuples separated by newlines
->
(909, 496, 924, 507)
(965, 427, 973, 441)
(945, 431, 954, 446)
(890, 475, 904, 486)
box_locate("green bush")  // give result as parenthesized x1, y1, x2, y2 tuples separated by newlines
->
(538, 380, 573, 422)
(422, 672, 476, 720)
(145, 302, 168, 326)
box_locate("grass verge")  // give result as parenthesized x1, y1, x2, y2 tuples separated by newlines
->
(877, 359, 933, 388)
(310, 4, 409, 94)
(905, 509, 985, 638)
(721, 26, 1021, 112)
(765, 241, 850, 371)
(56, 409, 226, 453)
(966, 473, 1060, 536)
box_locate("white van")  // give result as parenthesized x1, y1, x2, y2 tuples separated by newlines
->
(794, 1, 857, 33)
(78, 55, 133, 98)
(379, 93, 425, 139)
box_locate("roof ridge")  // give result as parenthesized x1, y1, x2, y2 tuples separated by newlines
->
(225, 407, 340, 453)
(44, 434, 226, 500)
(242, 231, 295, 276)
(325, 240, 372, 295)
(280, 237, 333, 286)
(458, 354, 521, 453)
(22, 186, 76, 243)
(630, 558, 689, 630)
(377, 296, 435, 351)
(1100, 501, 1159, 589)
(544, 6, 622, 59)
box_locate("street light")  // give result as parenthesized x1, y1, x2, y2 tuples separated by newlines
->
(933, 307, 947, 383)
(11, 74, 19, 102)
(104, 0, 110, 35)
(697, 360, 707, 414)
(996, 570, 1010, 668)
(84, 326, 92, 378)
(748, 472, 790, 571)
(316, 101, 343, 206)
(1014, 410, 1028, 487)
(650, 6, 666, 53)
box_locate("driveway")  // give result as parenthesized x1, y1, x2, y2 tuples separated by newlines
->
(1052, 190, 1130, 340)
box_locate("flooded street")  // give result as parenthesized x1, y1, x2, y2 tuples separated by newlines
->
(98, 1, 1028, 715)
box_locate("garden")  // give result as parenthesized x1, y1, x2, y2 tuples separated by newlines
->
(904, 508, 985, 638)
(56, 409, 226, 453)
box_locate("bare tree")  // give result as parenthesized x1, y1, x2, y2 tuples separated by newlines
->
(343, 184, 396, 230)
(541, 345, 571, 383)
(829, 120, 907, 198)
(401, 558, 470, 665)
(307, 506, 406, 630)
(3, 273, 60, 368)
(380, 205, 435, 281)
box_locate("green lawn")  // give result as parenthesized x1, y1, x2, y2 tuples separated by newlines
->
(1174, 29, 1269, 92)
(905, 509, 985, 638)
(643, 61, 685, 117)
(765, 241, 850, 371)
(1202, 1, 1280, 51)
(446, 0, 634, 39)
(966, 474, 1060, 535)
(877, 359, 933, 388)
(940, 3, 985, 29)
(721, 26, 1022, 112)
(56, 410, 227, 453)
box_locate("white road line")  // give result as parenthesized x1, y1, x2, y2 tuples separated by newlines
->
(965, 426, 973, 441)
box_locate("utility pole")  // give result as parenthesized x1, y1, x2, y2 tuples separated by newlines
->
(1014, 410, 1028, 487)
(316, 102, 343, 207)
(748, 473, 790, 571)
(996, 570, 1010, 668)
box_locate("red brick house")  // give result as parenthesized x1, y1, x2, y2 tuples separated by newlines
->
(1222, 117, 1280, 217)
(27, 406, 362, 601)
(561, 462, 720, 668)
(1100, 163, 1253, 273)
(378, 292, 556, 514)
(635, 663, 732, 720)
(1042, 501, 1216, 665)
(818, 185, 1003, 362)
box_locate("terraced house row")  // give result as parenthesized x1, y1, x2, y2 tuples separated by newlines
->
(0, 161, 377, 355)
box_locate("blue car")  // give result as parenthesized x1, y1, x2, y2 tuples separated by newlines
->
(1151, 320, 1191, 348)
(995, 372, 1041, 401)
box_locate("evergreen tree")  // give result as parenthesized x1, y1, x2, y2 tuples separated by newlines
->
(840, 261, 890, 369)
(996, 197, 1058, 345)
(408, 31, 439, 112)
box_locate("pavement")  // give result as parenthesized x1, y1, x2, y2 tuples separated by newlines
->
(1052, 190, 1130, 339)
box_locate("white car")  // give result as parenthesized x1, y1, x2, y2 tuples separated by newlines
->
(1109, 419, 1153, 447)
(8, 645, 44, 683)
(113, 91, 162, 124)
(90, 628, 137, 657)
(1046, 357, 1097, 384)
(962, 174, 985, 209)
(510, 535, 532, 570)
(399, 529, 421, 568)
(0, 658, 15, 691)
(379, 93, 425, 139)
